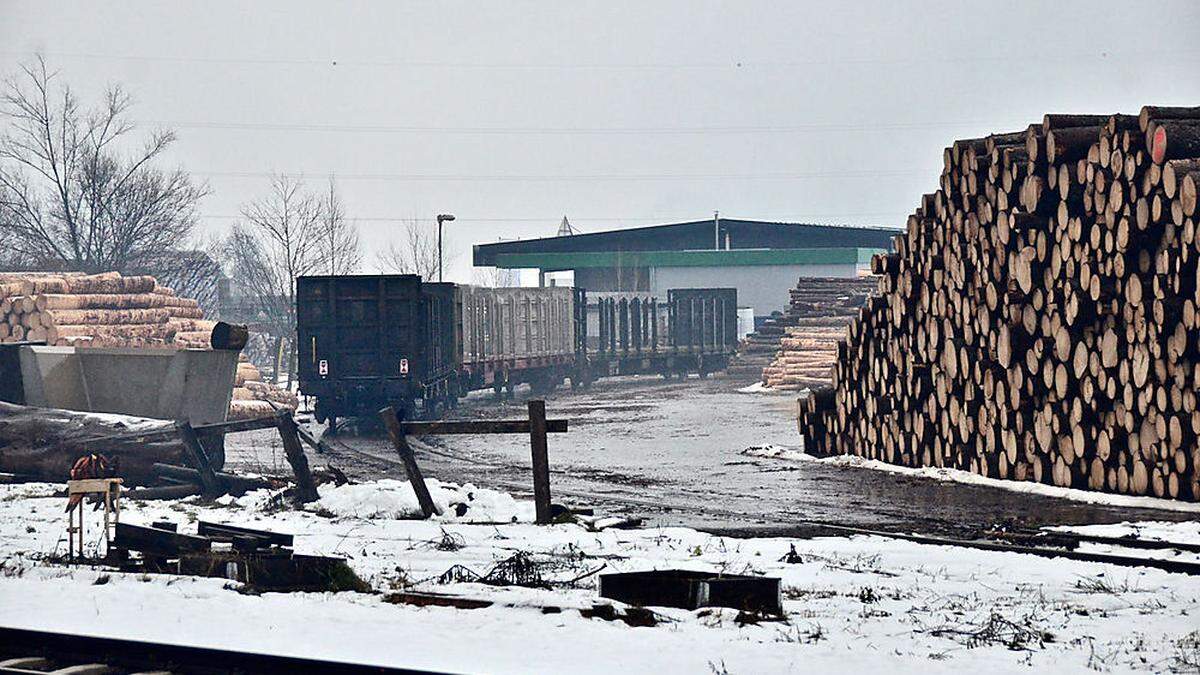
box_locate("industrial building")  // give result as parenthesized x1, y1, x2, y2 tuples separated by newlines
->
(472, 217, 897, 320)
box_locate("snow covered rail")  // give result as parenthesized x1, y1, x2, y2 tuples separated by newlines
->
(0, 626, 438, 674)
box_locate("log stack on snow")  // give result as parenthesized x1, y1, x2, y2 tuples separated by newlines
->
(757, 277, 877, 390)
(0, 271, 297, 418)
(800, 105, 1200, 502)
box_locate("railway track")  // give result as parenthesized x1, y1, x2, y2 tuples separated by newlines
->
(0, 627, 441, 674)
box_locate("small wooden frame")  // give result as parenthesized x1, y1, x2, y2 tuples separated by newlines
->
(66, 477, 122, 561)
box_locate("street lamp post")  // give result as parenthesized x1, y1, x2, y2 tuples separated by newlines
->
(436, 214, 455, 281)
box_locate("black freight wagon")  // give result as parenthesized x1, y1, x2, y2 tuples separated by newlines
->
(296, 275, 460, 426)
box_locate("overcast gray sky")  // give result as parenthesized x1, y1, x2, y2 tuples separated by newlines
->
(2, 1, 1198, 281)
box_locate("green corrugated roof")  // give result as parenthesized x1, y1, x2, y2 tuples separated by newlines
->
(492, 247, 883, 271)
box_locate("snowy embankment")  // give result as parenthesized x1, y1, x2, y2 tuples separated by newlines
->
(743, 445, 1200, 514)
(0, 481, 1198, 674)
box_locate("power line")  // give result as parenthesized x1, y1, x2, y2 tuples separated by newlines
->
(196, 212, 908, 224)
(189, 169, 928, 182)
(4, 48, 1196, 70)
(142, 119, 993, 135)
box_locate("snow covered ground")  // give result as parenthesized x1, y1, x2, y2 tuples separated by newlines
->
(743, 445, 1200, 515)
(1, 481, 1198, 673)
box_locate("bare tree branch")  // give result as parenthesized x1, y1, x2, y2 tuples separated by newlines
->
(375, 217, 444, 279)
(222, 174, 361, 383)
(0, 56, 208, 274)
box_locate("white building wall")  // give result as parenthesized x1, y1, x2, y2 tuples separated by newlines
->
(650, 263, 860, 318)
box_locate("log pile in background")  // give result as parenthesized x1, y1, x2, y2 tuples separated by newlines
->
(757, 277, 877, 390)
(0, 271, 296, 417)
(800, 105, 1200, 502)
(230, 359, 299, 420)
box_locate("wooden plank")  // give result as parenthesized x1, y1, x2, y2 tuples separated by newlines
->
(83, 412, 286, 447)
(197, 521, 293, 547)
(176, 422, 221, 496)
(67, 478, 122, 494)
(113, 522, 211, 556)
(276, 414, 320, 504)
(400, 419, 568, 435)
(528, 399, 553, 524)
(379, 406, 442, 518)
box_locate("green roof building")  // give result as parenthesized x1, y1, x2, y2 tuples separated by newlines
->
(473, 217, 896, 319)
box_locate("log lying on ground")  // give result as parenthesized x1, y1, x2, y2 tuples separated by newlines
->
(0, 402, 188, 484)
(800, 105, 1200, 502)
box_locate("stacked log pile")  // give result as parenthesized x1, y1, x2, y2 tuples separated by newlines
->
(800, 105, 1200, 502)
(757, 277, 877, 390)
(230, 359, 299, 420)
(0, 272, 200, 347)
(0, 271, 297, 417)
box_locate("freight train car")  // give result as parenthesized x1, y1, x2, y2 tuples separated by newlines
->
(296, 275, 441, 426)
(296, 274, 737, 425)
(458, 285, 583, 397)
(589, 287, 738, 379)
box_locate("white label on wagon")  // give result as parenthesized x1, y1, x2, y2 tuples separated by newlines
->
(400, 358, 409, 375)
(318, 359, 328, 376)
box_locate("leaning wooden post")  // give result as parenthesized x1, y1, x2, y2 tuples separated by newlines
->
(528, 399, 553, 524)
(380, 406, 442, 518)
(276, 413, 320, 504)
(177, 422, 222, 497)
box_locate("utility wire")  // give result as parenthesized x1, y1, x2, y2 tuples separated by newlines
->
(188, 169, 927, 181)
(139, 119, 993, 135)
(196, 213, 907, 224)
(4, 48, 1195, 69)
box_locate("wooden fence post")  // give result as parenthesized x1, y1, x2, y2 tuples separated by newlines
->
(276, 413, 320, 504)
(177, 422, 221, 496)
(380, 406, 442, 518)
(528, 399, 552, 524)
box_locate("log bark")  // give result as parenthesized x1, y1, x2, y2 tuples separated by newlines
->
(0, 402, 192, 484)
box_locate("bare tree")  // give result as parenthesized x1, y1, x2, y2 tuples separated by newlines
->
(317, 177, 361, 276)
(471, 266, 517, 287)
(375, 218, 443, 279)
(0, 56, 208, 276)
(143, 236, 225, 314)
(225, 175, 361, 383)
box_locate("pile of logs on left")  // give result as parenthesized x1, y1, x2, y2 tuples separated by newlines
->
(0, 271, 203, 348)
(0, 271, 296, 418)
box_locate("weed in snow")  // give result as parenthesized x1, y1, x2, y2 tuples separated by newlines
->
(1173, 630, 1200, 672)
(924, 609, 1055, 651)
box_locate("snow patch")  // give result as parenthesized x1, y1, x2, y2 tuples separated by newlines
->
(309, 478, 534, 523)
(742, 445, 813, 461)
(737, 381, 774, 393)
(1051, 520, 1200, 545)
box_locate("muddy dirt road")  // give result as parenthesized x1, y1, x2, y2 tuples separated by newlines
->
(229, 374, 1194, 536)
